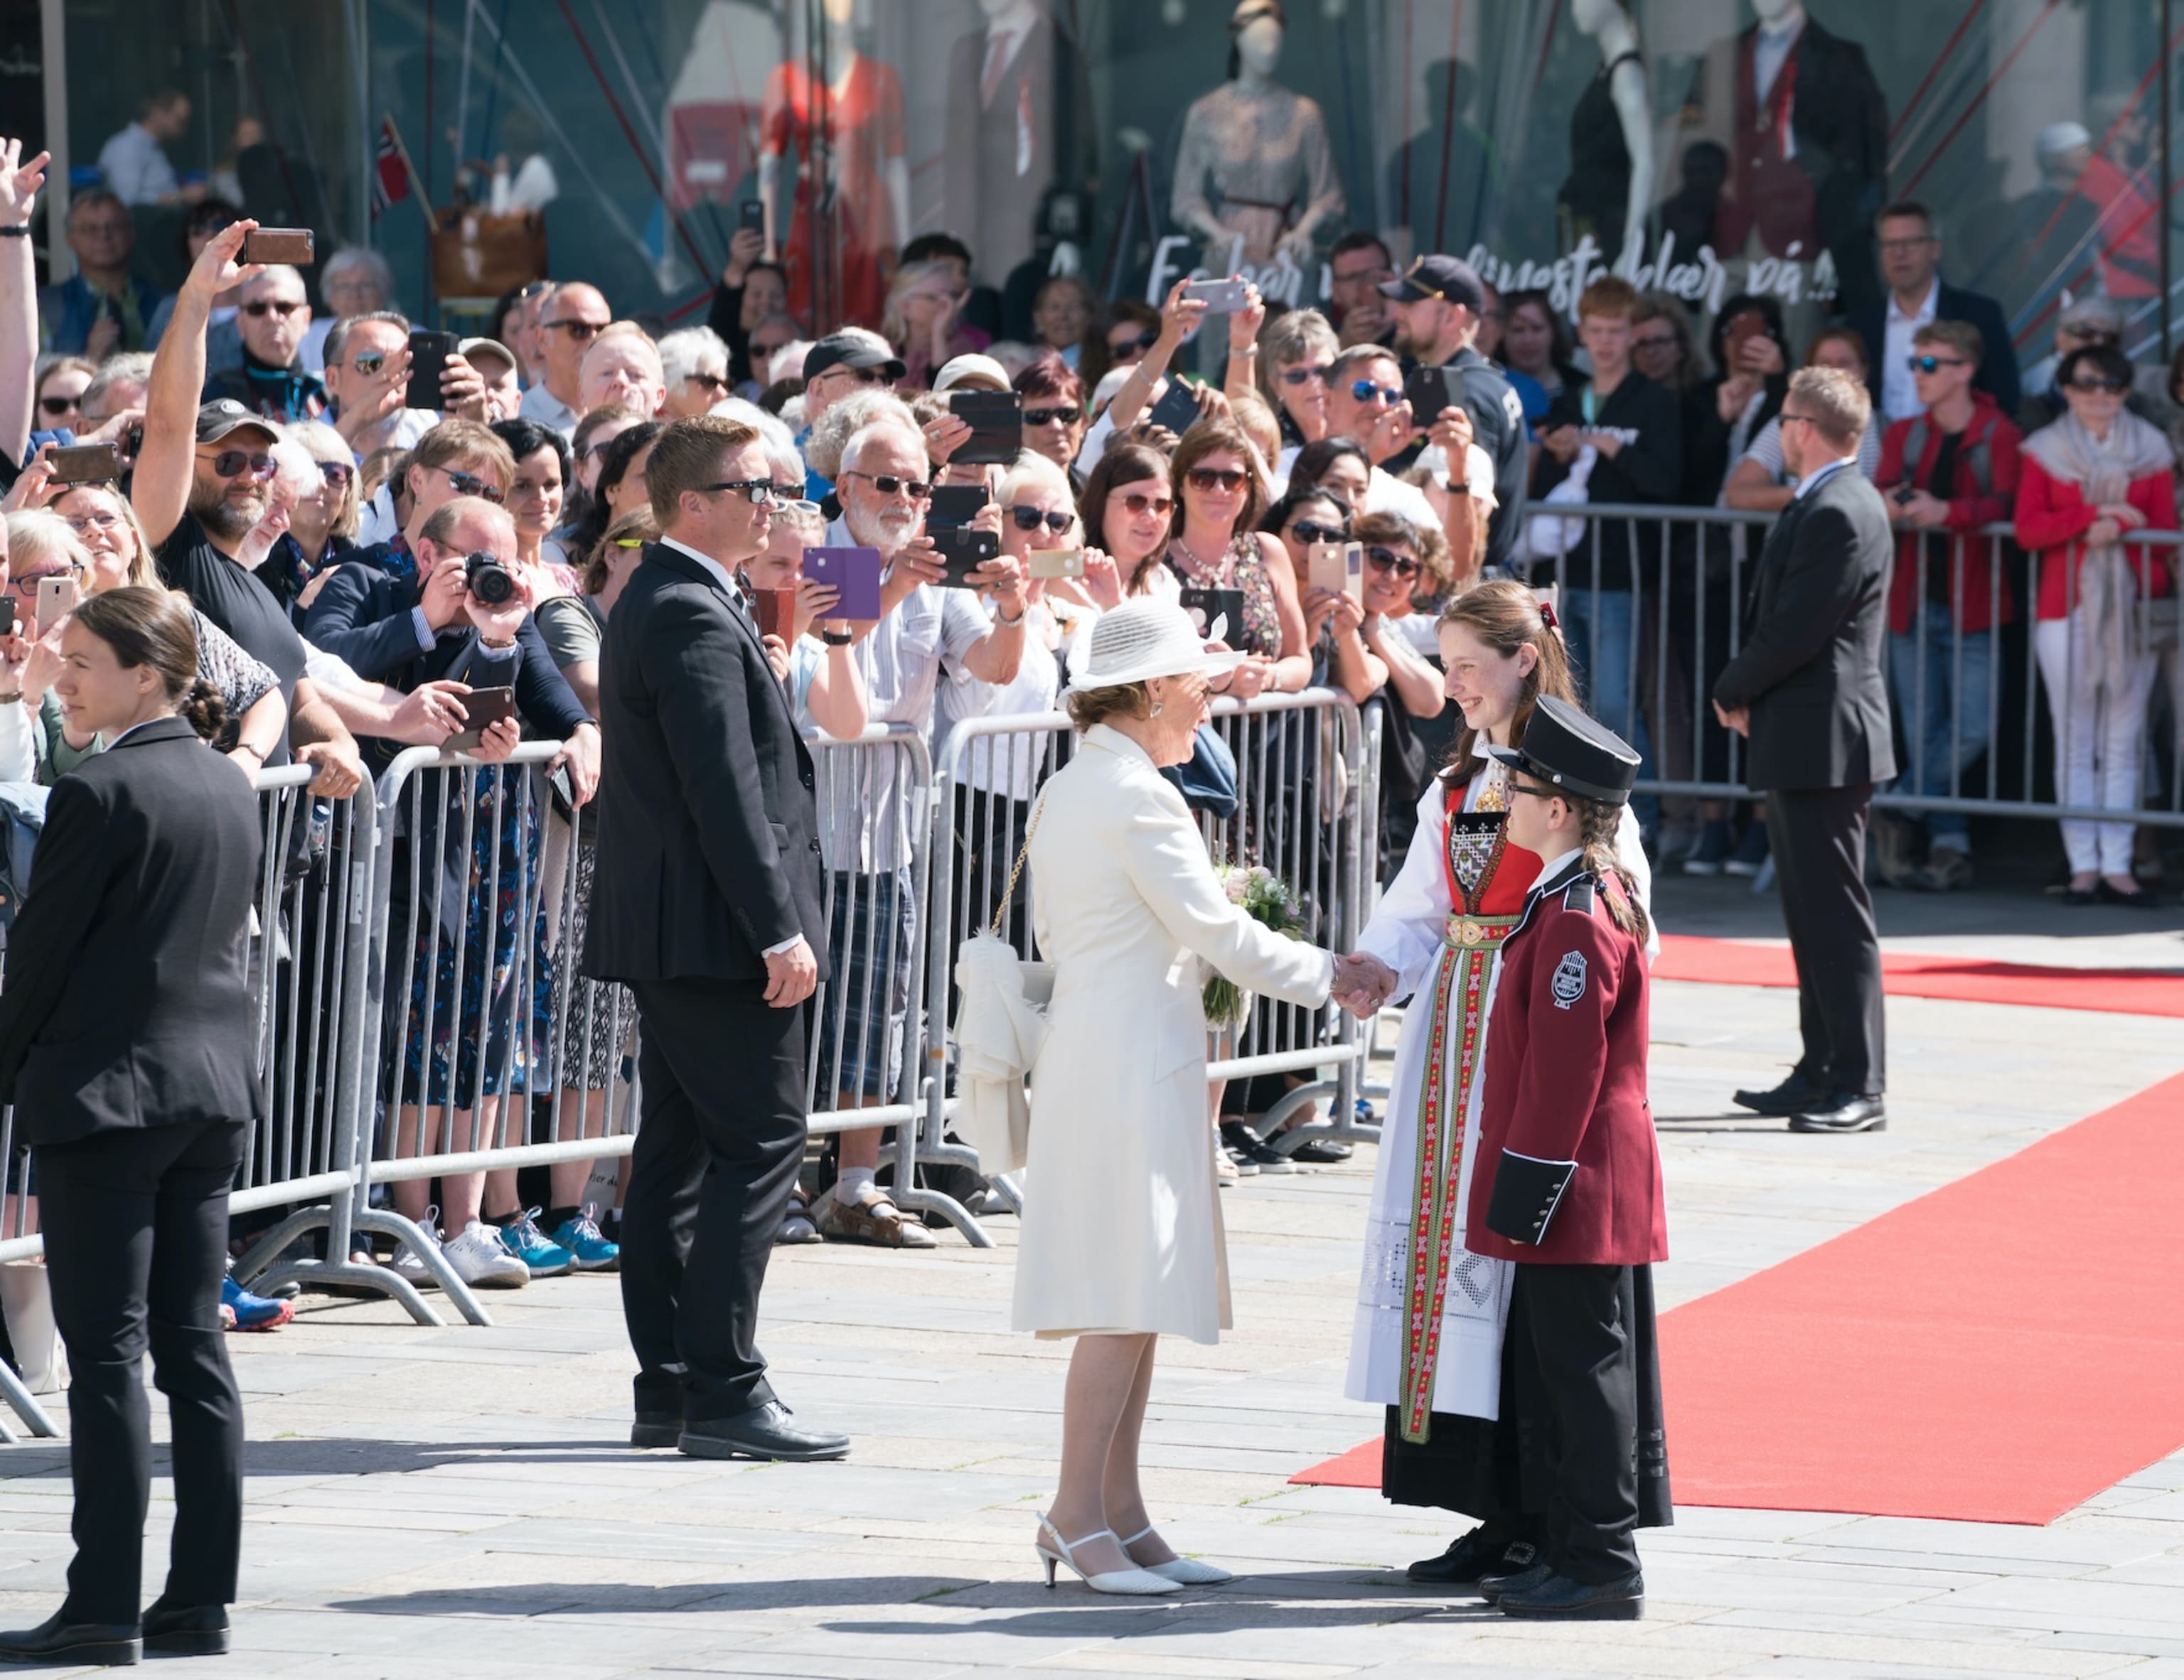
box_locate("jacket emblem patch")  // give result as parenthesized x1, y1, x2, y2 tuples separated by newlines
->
(1551, 951, 1588, 1010)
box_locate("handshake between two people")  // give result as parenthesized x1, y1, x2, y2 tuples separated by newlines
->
(1329, 951, 1398, 1020)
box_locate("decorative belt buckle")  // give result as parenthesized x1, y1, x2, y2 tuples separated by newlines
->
(1447, 916, 1486, 948)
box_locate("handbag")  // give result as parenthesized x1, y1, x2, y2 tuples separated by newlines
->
(1160, 723, 1240, 818)
(0, 1259, 67, 1395)
(949, 794, 1052, 1175)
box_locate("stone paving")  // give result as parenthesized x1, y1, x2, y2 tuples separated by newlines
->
(1, 879, 2182, 1677)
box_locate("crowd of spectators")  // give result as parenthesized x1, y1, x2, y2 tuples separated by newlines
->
(3, 119, 2180, 1315)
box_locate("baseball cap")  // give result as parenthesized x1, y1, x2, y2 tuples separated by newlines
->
(1379, 255, 1487, 313)
(804, 332, 906, 382)
(195, 398, 282, 446)
(932, 353, 1012, 395)
(459, 336, 520, 375)
(2057, 295, 2126, 336)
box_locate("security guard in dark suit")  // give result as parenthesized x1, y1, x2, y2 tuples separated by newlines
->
(0, 588, 264, 1666)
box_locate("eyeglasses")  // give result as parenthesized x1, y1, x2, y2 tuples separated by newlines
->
(60, 510, 122, 535)
(772, 482, 807, 501)
(1364, 545, 1420, 579)
(436, 464, 507, 504)
(241, 299, 306, 318)
(2064, 328, 2120, 346)
(1632, 334, 1679, 354)
(1109, 489, 1174, 517)
(1288, 518, 1347, 545)
(541, 318, 604, 341)
(1350, 380, 1402, 407)
(697, 478, 778, 505)
(1008, 505, 1074, 534)
(840, 469, 931, 501)
(318, 461, 354, 488)
(1777, 413, 1819, 430)
(818, 365, 891, 387)
(10, 567, 80, 594)
(1876, 235, 1937, 254)
(2066, 376, 2129, 394)
(1280, 363, 1331, 387)
(203, 448, 276, 479)
(683, 371, 729, 394)
(1506, 783, 1560, 803)
(38, 394, 82, 416)
(1907, 354, 1969, 374)
(350, 350, 388, 375)
(1022, 406, 1081, 427)
(1109, 331, 1159, 358)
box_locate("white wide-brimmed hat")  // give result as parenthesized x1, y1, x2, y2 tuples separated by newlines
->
(1066, 598, 1246, 693)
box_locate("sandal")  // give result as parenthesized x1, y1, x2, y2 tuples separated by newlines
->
(813, 1187, 938, 1248)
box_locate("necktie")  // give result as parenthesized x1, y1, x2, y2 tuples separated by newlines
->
(980, 31, 1013, 107)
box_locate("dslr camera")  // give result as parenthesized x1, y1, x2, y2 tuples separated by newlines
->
(466, 551, 518, 607)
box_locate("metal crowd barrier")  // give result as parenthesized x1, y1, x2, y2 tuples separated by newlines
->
(921, 689, 1377, 1247)
(1532, 503, 2184, 831)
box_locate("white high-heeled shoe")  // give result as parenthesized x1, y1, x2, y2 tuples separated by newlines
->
(1121, 1523, 1235, 1585)
(1035, 1516, 1183, 1595)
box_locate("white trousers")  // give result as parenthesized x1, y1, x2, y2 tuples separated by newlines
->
(2033, 614, 2157, 875)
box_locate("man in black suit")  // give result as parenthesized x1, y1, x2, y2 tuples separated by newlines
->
(1713, 368, 1896, 1135)
(583, 416, 846, 1463)
(1846, 201, 2020, 424)
(0, 589, 264, 1665)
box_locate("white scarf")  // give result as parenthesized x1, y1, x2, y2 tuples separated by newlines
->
(2023, 407, 2174, 673)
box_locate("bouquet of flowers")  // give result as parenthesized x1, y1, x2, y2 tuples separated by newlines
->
(1204, 863, 1311, 1029)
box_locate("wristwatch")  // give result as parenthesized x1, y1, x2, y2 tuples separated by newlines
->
(822, 628, 854, 646)
(1446, 479, 1470, 496)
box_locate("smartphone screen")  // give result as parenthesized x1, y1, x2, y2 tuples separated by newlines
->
(739, 200, 766, 234)
(0, 597, 16, 636)
(406, 329, 461, 412)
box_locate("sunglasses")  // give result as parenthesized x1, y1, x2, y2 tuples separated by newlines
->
(821, 366, 892, 387)
(350, 349, 389, 375)
(2067, 376, 2129, 394)
(1907, 354, 1969, 374)
(1289, 518, 1348, 545)
(684, 371, 729, 393)
(1350, 380, 1402, 407)
(1110, 489, 1174, 517)
(773, 482, 808, 501)
(1280, 363, 1331, 387)
(1023, 406, 1080, 427)
(1008, 505, 1074, 534)
(203, 449, 276, 479)
(317, 461, 354, 488)
(1364, 545, 1420, 579)
(1109, 331, 1159, 358)
(437, 464, 506, 504)
(1187, 466, 1248, 493)
(840, 469, 931, 501)
(38, 394, 81, 416)
(697, 478, 777, 506)
(241, 299, 306, 319)
(542, 318, 605, 341)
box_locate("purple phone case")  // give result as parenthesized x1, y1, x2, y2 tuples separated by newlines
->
(803, 547, 884, 621)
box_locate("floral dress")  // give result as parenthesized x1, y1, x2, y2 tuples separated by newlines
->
(1163, 534, 1283, 657)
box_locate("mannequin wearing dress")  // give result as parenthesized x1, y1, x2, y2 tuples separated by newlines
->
(1558, 0, 1653, 269)
(758, 0, 911, 331)
(1171, 2, 1344, 269)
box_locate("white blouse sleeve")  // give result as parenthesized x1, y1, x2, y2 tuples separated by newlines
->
(0, 698, 34, 783)
(1118, 781, 1334, 1009)
(1355, 781, 1452, 1000)
(1613, 802, 1661, 961)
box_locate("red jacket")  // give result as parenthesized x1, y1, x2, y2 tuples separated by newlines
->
(1467, 858, 1667, 1268)
(2012, 453, 2178, 622)
(1878, 397, 2020, 635)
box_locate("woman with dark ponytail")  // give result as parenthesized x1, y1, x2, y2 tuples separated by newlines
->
(1327, 578, 1656, 1593)
(0, 584, 262, 1666)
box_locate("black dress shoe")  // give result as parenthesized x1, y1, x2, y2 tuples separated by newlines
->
(0, 1610, 141, 1666)
(1789, 1093, 1887, 1133)
(1732, 1073, 1829, 1116)
(1288, 1138, 1354, 1165)
(1406, 1529, 1536, 1585)
(631, 1410, 683, 1449)
(1477, 1560, 1552, 1601)
(141, 1600, 230, 1656)
(679, 1400, 850, 1462)
(1497, 1568, 1644, 1619)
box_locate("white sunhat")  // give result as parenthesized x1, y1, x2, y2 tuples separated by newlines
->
(1066, 597, 1246, 693)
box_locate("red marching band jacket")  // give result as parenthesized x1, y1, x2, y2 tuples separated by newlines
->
(1467, 857, 1668, 1267)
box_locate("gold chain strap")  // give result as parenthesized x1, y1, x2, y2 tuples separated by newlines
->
(989, 791, 1049, 939)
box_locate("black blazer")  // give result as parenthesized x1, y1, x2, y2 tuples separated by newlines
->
(1714, 466, 1898, 793)
(1847, 282, 2021, 421)
(0, 718, 263, 1145)
(582, 542, 828, 986)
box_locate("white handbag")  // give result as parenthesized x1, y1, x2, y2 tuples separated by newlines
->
(949, 795, 1052, 1175)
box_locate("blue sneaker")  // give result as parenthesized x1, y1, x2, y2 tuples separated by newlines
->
(498, 1209, 574, 1278)
(221, 1273, 294, 1332)
(552, 1204, 621, 1273)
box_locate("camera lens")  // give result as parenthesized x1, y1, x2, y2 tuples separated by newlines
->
(466, 553, 516, 606)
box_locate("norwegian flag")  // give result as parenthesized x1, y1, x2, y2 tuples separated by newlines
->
(370, 118, 410, 218)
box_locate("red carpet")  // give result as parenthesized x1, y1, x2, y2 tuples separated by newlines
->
(1295, 1071, 2184, 1523)
(1652, 934, 2184, 1018)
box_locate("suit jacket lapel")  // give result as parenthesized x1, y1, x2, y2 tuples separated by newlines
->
(641, 541, 799, 726)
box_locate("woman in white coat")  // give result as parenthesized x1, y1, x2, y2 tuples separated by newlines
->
(1014, 599, 1345, 1595)
(1334, 581, 1655, 1589)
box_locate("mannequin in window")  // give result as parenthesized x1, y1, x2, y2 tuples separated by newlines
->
(759, 0, 910, 332)
(1171, 0, 1345, 270)
(1556, 0, 1653, 271)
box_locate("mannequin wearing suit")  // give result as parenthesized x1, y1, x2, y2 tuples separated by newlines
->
(943, 0, 1090, 291)
(0, 591, 263, 1666)
(1714, 373, 1895, 1134)
(583, 420, 845, 1463)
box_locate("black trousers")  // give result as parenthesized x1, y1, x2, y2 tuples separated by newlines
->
(1765, 782, 1886, 1097)
(1519, 1263, 1649, 1584)
(35, 1119, 247, 1624)
(621, 977, 809, 1422)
